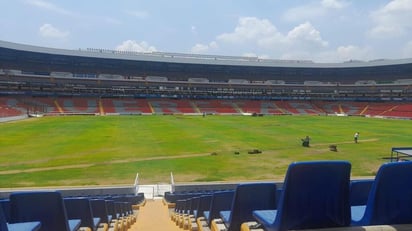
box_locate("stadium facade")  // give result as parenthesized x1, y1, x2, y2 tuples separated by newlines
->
(1, 40, 412, 118)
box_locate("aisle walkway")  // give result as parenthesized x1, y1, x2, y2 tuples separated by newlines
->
(129, 199, 182, 231)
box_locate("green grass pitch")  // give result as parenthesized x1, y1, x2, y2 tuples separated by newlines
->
(0, 115, 411, 188)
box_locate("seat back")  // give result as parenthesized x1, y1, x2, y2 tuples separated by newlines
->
(182, 198, 192, 215)
(64, 197, 96, 230)
(0, 201, 9, 231)
(189, 197, 200, 215)
(10, 191, 71, 231)
(362, 161, 412, 225)
(174, 199, 186, 213)
(206, 191, 234, 225)
(195, 195, 212, 219)
(0, 199, 10, 224)
(273, 161, 351, 230)
(350, 179, 374, 206)
(105, 200, 118, 220)
(111, 196, 132, 216)
(90, 199, 110, 224)
(227, 183, 277, 231)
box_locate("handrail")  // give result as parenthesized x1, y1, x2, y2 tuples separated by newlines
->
(170, 172, 175, 193)
(134, 172, 139, 194)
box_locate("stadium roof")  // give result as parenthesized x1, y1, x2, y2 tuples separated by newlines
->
(2, 40, 412, 68)
(1, 40, 412, 83)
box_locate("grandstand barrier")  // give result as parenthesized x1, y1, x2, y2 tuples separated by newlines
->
(0, 115, 27, 122)
(0, 185, 136, 199)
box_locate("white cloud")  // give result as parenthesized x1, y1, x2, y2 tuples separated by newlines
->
(116, 40, 157, 53)
(192, 17, 329, 61)
(220, 18, 328, 51)
(217, 17, 279, 44)
(26, 0, 73, 16)
(369, 0, 412, 38)
(283, 0, 348, 22)
(190, 41, 218, 54)
(39, 24, 69, 39)
(286, 22, 329, 48)
(191, 44, 209, 53)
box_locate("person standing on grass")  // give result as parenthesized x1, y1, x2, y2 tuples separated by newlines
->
(354, 132, 359, 143)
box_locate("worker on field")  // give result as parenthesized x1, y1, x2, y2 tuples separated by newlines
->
(302, 136, 310, 147)
(354, 132, 359, 143)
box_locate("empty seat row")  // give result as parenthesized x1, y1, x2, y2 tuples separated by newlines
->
(0, 191, 145, 231)
(168, 160, 412, 231)
(247, 161, 412, 231)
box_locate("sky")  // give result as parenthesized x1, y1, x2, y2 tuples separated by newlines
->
(1, 0, 412, 63)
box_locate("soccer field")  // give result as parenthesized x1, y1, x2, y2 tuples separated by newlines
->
(0, 115, 411, 188)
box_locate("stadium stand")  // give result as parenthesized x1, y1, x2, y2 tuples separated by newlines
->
(3, 40, 412, 230)
(1, 40, 411, 119)
(4, 96, 412, 118)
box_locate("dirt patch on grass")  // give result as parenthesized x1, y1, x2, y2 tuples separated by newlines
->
(311, 138, 379, 147)
(0, 153, 211, 175)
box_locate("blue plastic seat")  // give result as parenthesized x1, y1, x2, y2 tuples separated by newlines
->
(194, 195, 212, 219)
(0, 199, 11, 224)
(9, 191, 80, 231)
(172, 198, 185, 220)
(218, 183, 277, 231)
(351, 161, 412, 226)
(90, 199, 112, 225)
(203, 190, 234, 226)
(111, 196, 133, 216)
(64, 197, 100, 231)
(1, 201, 41, 231)
(188, 196, 201, 217)
(349, 179, 374, 206)
(253, 161, 351, 231)
(105, 200, 119, 220)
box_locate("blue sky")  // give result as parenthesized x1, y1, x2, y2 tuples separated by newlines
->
(1, 0, 412, 62)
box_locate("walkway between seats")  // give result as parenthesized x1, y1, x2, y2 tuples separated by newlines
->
(129, 199, 181, 231)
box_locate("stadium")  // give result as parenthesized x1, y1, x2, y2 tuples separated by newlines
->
(1, 40, 412, 118)
(1, 39, 412, 231)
